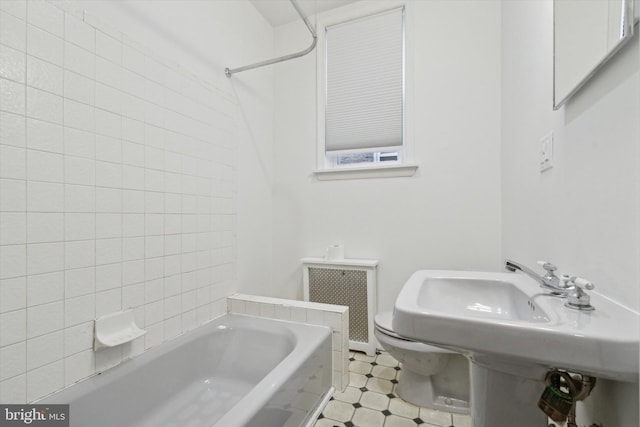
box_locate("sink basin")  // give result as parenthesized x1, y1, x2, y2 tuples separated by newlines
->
(417, 277, 550, 322)
(393, 270, 639, 382)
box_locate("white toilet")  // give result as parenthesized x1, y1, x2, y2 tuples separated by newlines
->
(374, 312, 470, 414)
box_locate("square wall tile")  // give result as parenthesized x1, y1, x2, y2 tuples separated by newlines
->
(27, 242, 64, 275)
(64, 13, 95, 52)
(95, 288, 121, 318)
(0, 276, 26, 313)
(27, 212, 64, 243)
(65, 267, 95, 299)
(64, 294, 95, 328)
(65, 156, 95, 186)
(26, 330, 63, 370)
(0, 44, 26, 83)
(27, 271, 63, 307)
(26, 87, 62, 123)
(0, 111, 26, 147)
(0, 212, 26, 245)
(0, 309, 26, 346)
(64, 70, 95, 105)
(0, 341, 26, 381)
(0, 145, 25, 179)
(64, 240, 95, 270)
(27, 181, 64, 212)
(64, 127, 94, 159)
(0, 179, 26, 212)
(65, 184, 95, 213)
(65, 213, 95, 241)
(0, 11, 27, 52)
(95, 263, 121, 292)
(26, 150, 64, 183)
(0, 244, 26, 280)
(96, 238, 122, 265)
(27, 118, 63, 153)
(27, 1, 64, 38)
(96, 213, 122, 239)
(26, 24, 63, 66)
(0, 1, 27, 20)
(64, 322, 93, 357)
(64, 350, 95, 386)
(27, 301, 64, 338)
(64, 98, 94, 132)
(64, 42, 95, 78)
(26, 55, 63, 95)
(26, 360, 63, 402)
(0, 374, 27, 403)
(95, 57, 122, 90)
(96, 30, 121, 64)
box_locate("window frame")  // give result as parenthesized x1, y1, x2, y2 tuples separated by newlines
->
(314, 2, 417, 180)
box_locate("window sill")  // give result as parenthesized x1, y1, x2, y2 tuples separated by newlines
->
(313, 163, 419, 181)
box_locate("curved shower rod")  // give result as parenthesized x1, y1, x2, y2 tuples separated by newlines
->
(225, 0, 317, 78)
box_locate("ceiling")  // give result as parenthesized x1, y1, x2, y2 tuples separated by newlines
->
(249, 0, 359, 27)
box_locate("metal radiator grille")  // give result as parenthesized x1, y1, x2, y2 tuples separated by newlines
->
(308, 267, 368, 343)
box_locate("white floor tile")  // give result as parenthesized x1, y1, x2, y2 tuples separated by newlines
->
(315, 351, 466, 427)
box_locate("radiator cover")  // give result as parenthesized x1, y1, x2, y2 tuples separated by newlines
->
(302, 258, 378, 355)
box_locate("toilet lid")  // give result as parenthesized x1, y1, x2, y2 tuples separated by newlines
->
(374, 312, 407, 339)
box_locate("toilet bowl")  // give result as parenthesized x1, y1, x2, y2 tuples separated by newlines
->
(374, 312, 470, 414)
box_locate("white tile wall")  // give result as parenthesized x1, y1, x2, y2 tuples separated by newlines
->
(0, 0, 238, 403)
(227, 294, 350, 392)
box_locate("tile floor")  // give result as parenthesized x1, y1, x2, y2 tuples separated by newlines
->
(315, 350, 472, 427)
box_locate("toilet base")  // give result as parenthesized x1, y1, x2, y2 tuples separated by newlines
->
(396, 367, 470, 415)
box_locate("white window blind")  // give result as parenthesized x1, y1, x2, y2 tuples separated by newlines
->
(325, 7, 404, 154)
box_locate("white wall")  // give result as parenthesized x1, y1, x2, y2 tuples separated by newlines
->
(272, 0, 503, 313)
(501, 1, 639, 424)
(501, 0, 639, 311)
(0, 0, 273, 403)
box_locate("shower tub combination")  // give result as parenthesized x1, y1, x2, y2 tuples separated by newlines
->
(40, 314, 333, 427)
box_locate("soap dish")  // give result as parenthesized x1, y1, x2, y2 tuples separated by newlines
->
(94, 309, 146, 350)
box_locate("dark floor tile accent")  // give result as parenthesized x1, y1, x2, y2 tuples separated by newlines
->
(382, 409, 392, 416)
(353, 403, 362, 408)
(414, 418, 424, 424)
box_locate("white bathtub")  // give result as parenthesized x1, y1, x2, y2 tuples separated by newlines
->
(40, 314, 333, 427)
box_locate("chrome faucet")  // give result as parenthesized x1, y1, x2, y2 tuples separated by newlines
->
(504, 259, 596, 310)
(504, 259, 568, 295)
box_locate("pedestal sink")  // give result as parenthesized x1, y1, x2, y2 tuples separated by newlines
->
(392, 270, 639, 427)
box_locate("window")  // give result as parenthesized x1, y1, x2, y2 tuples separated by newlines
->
(318, 6, 414, 178)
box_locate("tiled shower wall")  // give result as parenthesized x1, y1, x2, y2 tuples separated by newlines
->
(0, 0, 237, 403)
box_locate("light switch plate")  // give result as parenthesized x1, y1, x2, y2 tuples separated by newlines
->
(540, 132, 553, 172)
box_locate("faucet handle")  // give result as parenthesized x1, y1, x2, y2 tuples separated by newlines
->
(569, 276, 595, 290)
(565, 277, 595, 310)
(536, 261, 557, 273)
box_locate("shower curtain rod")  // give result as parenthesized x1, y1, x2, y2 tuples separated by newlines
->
(225, 0, 317, 78)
